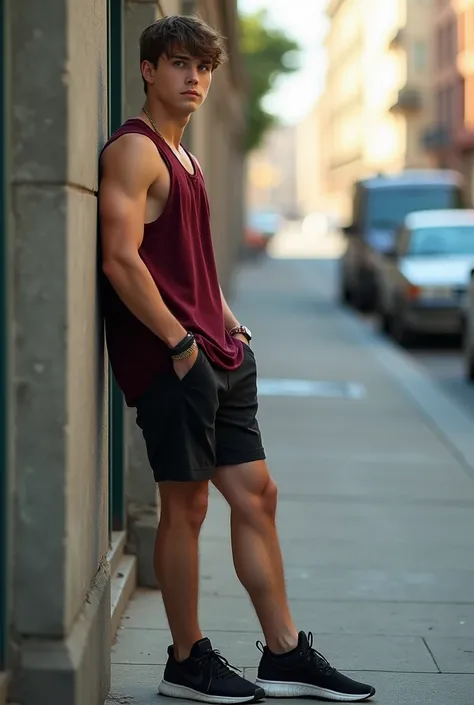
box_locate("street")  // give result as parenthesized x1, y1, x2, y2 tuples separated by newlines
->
(269, 222, 474, 422)
(108, 224, 474, 705)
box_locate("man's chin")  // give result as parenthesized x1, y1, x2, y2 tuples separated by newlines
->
(180, 100, 200, 113)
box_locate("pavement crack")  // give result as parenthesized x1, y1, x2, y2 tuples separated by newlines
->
(422, 637, 442, 673)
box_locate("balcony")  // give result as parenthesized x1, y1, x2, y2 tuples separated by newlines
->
(388, 28, 404, 49)
(422, 124, 452, 151)
(390, 86, 422, 113)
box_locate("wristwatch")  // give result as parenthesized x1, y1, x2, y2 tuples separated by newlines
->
(229, 325, 252, 343)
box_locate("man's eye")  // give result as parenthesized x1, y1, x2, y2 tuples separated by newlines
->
(198, 65, 210, 72)
(174, 61, 185, 67)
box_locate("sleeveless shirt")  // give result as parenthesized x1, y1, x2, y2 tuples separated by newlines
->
(100, 118, 244, 406)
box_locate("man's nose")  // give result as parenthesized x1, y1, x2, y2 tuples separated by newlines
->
(186, 69, 199, 84)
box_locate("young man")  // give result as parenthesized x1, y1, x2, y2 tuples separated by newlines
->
(99, 14, 376, 705)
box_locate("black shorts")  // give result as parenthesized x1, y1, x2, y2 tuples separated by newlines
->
(135, 345, 266, 482)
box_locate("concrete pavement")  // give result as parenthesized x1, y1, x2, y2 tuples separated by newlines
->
(107, 242, 474, 705)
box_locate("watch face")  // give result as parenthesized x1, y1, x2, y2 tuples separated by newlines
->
(243, 326, 252, 341)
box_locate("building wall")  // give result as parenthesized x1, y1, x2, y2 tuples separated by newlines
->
(296, 101, 323, 217)
(5, 0, 110, 703)
(246, 125, 298, 218)
(454, 0, 474, 201)
(321, 0, 435, 221)
(424, 0, 474, 199)
(427, 0, 463, 169)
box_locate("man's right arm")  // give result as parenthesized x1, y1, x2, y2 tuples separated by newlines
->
(99, 134, 187, 349)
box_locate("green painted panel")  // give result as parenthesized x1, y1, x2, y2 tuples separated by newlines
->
(107, 0, 126, 532)
(0, 0, 7, 669)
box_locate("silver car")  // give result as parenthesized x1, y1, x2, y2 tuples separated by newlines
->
(377, 209, 474, 345)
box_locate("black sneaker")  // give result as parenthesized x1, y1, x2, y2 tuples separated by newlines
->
(158, 637, 265, 703)
(255, 631, 375, 702)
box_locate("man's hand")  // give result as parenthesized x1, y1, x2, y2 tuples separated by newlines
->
(173, 346, 199, 380)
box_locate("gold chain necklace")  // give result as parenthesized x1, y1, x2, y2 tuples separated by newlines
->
(142, 105, 184, 163)
(142, 105, 164, 140)
(142, 105, 190, 173)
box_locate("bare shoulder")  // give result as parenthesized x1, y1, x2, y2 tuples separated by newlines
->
(100, 132, 165, 191)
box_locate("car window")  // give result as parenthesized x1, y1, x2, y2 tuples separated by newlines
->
(365, 186, 463, 230)
(407, 225, 474, 255)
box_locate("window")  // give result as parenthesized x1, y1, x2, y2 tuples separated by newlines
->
(436, 88, 444, 124)
(414, 41, 427, 71)
(436, 28, 443, 70)
(446, 84, 454, 130)
(408, 225, 474, 256)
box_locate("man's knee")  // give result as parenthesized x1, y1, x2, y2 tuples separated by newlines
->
(261, 477, 278, 518)
(232, 474, 278, 522)
(160, 481, 209, 532)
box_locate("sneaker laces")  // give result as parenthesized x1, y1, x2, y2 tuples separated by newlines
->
(196, 649, 242, 681)
(256, 633, 334, 676)
(305, 632, 335, 676)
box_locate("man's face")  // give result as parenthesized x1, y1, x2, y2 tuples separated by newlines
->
(143, 47, 213, 115)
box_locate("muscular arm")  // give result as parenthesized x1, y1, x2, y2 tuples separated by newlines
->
(99, 134, 186, 348)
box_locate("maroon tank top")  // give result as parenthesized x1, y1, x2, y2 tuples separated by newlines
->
(100, 118, 244, 406)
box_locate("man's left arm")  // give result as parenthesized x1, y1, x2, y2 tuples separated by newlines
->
(220, 286, 239, 331)
(220, 286, 252, 345)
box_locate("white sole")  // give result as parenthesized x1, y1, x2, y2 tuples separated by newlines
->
(255, 679, 375, 702)
(158, 679, 262, 704)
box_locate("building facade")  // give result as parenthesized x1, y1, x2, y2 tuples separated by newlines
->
(321, 0, 435, 221)
(246, 125, 298, 219)
(423, 0, 474, 201)
(455, 0, 474, 201)
(423, 0, 464, 171)
(0, 1, 245, 704)
(295, 101, 323, 218)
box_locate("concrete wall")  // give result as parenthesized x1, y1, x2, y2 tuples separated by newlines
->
(6, 0, 110, 703)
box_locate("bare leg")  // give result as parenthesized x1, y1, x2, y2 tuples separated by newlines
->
(212, 461, 298, 654)
(155, 480, 209, 661)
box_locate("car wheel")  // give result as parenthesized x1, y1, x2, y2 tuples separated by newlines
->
(354, 280, 376, 313)
(339, 281, 352, 306)
(463, 327, 474, 382)
(379, 310, 391, 334)
(390, 312, 414, 347)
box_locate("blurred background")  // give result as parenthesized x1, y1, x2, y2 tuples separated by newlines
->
(1, 0, 474, 703)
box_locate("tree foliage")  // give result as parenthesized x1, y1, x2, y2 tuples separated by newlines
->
(240, 10, 300, 153)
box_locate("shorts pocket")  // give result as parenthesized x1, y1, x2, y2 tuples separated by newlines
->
(179, 348, 202, 383)
(179, 349, 218, 398)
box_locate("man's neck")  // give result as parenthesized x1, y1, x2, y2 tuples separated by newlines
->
(141, 101, 189, 150)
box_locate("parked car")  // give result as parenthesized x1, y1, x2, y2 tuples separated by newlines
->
(376, 209, 474, 345)
(244, 209, 282, 254)
(339, 170, 466, 312)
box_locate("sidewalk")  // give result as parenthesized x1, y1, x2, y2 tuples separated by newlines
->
(107, 250, 474, 705)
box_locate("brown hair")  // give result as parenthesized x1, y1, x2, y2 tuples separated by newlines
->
(139, 15, 228, 94)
